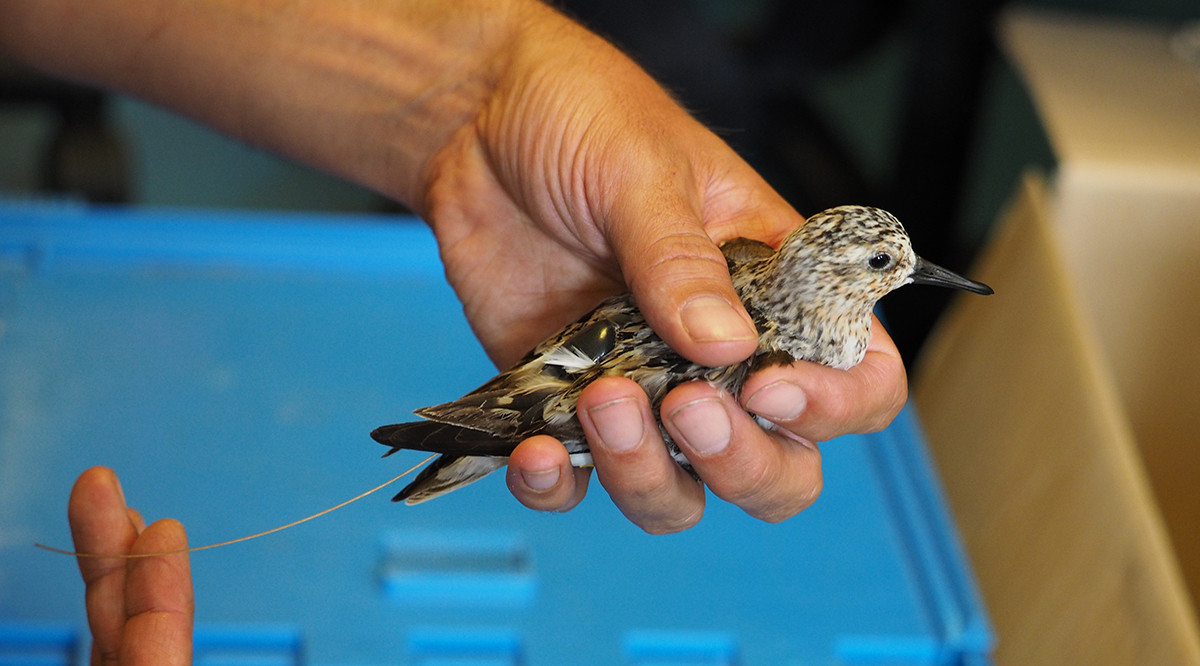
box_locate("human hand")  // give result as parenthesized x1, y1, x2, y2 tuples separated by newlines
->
(69, 467, 193, 666)
(1, 0, 907, 534)
(416, 4, 908, 532)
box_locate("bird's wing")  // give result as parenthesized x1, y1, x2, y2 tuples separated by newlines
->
(720, 237, 775, 269)
(409, 301, 633, 439)
(410, 370, 572, 441)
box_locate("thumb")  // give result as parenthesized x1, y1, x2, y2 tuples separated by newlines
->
(604, 180, 759, 367)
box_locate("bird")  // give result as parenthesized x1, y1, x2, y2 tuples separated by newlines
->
(371, 205, 993, 504)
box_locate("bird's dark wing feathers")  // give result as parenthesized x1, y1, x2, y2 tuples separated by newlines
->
(412, 376, 567, 436)
(373, 295, 644, 461)
(371, 420, 517, 457)
(384, 305, 632, 444)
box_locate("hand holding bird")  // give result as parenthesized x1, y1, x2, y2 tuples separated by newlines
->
(375, 207, 991, 517)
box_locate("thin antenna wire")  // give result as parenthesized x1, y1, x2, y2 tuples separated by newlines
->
(34, 453, 438, 559)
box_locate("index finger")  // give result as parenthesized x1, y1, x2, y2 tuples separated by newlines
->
(69, 466, 139, 665)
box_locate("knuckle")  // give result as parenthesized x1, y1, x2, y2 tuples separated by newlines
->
(639, 503, 704, 535)
(603, 465, 706, 534)
(627, 232, 729, 295)
(819, 397, 860, 434)
(752, 470, 823, 523)
(601, 455, 676, 498)
(858, 371, 909, 434)
(716, 452, 778, 506)
(706, 433, 823, 523)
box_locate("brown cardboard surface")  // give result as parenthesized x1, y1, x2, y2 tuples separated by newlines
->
(1052, 164, 1200, 607)
(1000, 10, 1200, 170)
(914, 176, 1200, 665)
(999, 8, 1200, 617)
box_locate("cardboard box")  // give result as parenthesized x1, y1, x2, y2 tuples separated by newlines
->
(915, 9, 1200, 662)
(916, 175, 1199, 664)
(1005, 9, 1200, 603)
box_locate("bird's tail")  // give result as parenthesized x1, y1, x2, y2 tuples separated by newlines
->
(371, 421, 515, 458)
(389, 453, 507, 504)
(370, 421, 510, 504)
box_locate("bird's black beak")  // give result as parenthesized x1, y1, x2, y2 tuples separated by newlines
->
(910, 257, 994, 295)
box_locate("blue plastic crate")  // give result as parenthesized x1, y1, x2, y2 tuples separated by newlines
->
(0, 202, 992, 666)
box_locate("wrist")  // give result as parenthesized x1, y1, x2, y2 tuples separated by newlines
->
(245, 0, 541, 209)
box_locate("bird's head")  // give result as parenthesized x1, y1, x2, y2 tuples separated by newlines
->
(774, 206, 992, 308)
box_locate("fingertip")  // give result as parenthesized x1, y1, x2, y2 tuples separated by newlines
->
(614, 218, 757, 367)
(578, 378, 706, 534)
(577, 376, 651, 456)
(81, 464, 116, 480)
(739, 346, 908, 442)
(742, 379, 808, 424)
(133, 518, 189, 556)
(641, 291, 756, 368)
(506, 436, 588, 512)
(662, 380, 822, 522)
(681, 292, 753, 343)
(71, 466, 122, 505)
(577, 375, 645, 406)
(69, 467, 137, 557)
(662, 387, 733, 459)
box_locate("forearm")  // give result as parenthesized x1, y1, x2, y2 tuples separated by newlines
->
(0, 0, 528, 208)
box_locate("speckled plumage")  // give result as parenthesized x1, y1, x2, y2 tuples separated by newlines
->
(371, 205, 992, 503)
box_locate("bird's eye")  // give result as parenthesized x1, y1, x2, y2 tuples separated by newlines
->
(867, 252, 894, 270)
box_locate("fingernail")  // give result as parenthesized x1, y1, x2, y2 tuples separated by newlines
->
(668, 397, 731, 456)
(520, 466, 561, 491)
(587, 397, 644, 452)
(745, 381, 808, 421)
(681, 296, 756, 343)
